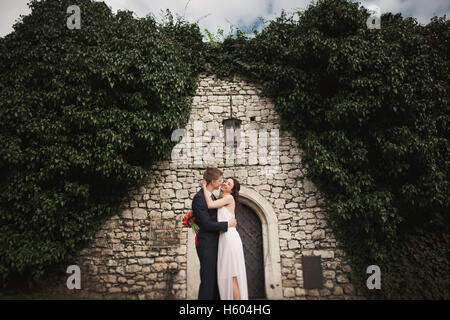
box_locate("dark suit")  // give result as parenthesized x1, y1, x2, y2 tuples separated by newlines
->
(192, 188, 228, 300)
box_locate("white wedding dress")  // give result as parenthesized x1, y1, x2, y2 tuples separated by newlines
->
(217, 206, 248, 300)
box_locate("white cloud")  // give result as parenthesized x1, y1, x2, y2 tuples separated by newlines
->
(0, 0, 448, 37)
(0, 0, 31, 37)
(361, 0, 449, 24)
(103, 0, 274, 34)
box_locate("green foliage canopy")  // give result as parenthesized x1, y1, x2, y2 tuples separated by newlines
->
(0, 0, 204, 288)
(206, 0, 449, 299)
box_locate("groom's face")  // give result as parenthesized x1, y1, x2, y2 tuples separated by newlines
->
(210, 175, 223, 190)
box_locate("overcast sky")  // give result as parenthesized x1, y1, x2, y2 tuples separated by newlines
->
(1, 0, 449, 38)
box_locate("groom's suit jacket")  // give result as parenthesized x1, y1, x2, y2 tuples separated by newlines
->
(192, 189, 228, 300)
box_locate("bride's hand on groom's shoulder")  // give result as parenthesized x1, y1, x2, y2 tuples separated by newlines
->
(201, 179, 207, 189)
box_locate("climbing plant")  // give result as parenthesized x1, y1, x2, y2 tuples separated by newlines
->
(0, 0, 204, 289)
(205, 0, 449, 299)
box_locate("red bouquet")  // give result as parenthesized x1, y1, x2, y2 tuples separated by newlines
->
(182, 211, 200, 247)
(182, 211, 200, 234)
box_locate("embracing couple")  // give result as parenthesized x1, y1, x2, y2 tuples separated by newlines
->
(192, 168, 248, 300)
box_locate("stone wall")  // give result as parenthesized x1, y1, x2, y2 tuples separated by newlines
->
(56, 74, 364, 300)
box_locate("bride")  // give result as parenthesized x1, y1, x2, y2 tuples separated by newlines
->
(202, 177, 248, 300)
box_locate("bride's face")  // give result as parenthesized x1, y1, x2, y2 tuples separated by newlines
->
(221, 178, 234, 194)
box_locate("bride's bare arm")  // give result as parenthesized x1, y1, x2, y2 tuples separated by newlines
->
(206, 194, 233, 209)
(202, 180, 233, 209)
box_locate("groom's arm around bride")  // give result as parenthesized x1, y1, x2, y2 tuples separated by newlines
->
(192, 191, 236, 234)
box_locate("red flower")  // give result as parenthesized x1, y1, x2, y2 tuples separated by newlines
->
(182, 210, 200, 247)
(182, 211, 200, 233)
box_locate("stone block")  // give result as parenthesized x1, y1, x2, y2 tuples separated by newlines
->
(283, 288, 295, 298)
(138, 258, 152, 265)
(336, 275, 349, 284)
(122, 209, 132, 219)
(279, 230, 291, 240)
(323, 270, 336, 279)
(288, 240, 300, 249)
(303, 179, 317, 193)
(311, 229, 325, 240)
(176, 190, 189, 199)
(324, 280, 334, 289)
(133, 208, 148, 220)
(125, 265, 141, 274)
(295, 288, 306, 296)
(160, 189, 175, 199)
(333, 286, 344, 296)
(305, 198, 317, 208)
(343, 284, 355, 295)
(313, 250, 334, 259)
(306, 289, 320, 297)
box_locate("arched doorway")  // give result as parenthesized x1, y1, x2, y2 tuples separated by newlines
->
(236, 203, 265, 299)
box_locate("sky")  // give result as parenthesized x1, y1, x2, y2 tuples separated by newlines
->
(1, 0, 449, 38)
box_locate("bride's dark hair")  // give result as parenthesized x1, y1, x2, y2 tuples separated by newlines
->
(225, 177, 241, 211)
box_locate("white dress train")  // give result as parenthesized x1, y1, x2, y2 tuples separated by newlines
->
(217, 206, 248, 300)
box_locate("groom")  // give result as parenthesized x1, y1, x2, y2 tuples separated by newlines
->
(192, 167, 237, 300)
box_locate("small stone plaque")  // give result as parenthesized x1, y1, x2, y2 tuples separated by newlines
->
(149, 215, 181, 248)
(302, 255, 323, 289)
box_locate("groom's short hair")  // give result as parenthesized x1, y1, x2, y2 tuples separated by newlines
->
(203, 168, 223, 185)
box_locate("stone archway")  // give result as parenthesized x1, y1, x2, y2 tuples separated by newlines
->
(186, 186, 283, 299)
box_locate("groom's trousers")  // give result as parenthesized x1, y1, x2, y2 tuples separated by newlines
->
(192, 189, 228, 300)
(196, 240, 221, 300)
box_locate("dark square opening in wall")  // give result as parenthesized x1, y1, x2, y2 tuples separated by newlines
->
(302, 255, 323, 289)
(250, 116, 256, 121)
